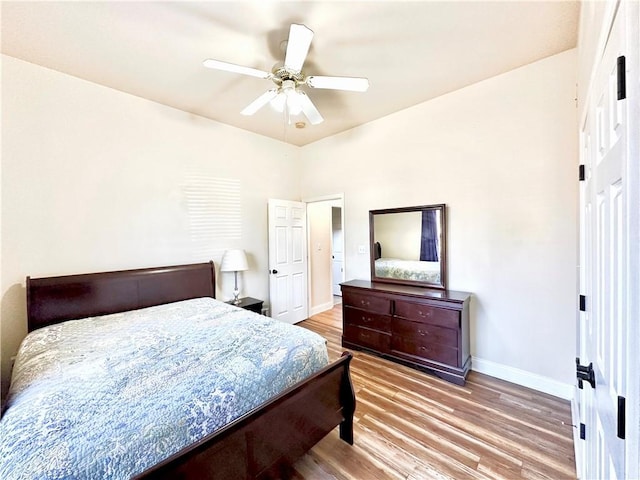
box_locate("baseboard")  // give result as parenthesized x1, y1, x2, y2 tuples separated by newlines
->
(471, 356, 574, 400)
(309, 301, 334, 317)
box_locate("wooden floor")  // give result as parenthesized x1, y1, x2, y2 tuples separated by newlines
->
(291, 305, 577, 480)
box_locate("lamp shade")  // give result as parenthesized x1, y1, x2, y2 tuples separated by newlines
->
(220, 249, 249, 272)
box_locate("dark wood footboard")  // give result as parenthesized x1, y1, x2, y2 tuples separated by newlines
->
(137, 352, 355, 480)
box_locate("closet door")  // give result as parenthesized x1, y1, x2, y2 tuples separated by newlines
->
(577, 2, 639, 478)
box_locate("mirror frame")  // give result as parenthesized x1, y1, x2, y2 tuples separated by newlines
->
(369, 204, 447, 290)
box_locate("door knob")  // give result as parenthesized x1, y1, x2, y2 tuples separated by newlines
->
(576, 357, 596, 389)
(270, 269, 278, 274)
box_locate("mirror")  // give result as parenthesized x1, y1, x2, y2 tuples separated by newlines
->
(369, 204, 446, 289)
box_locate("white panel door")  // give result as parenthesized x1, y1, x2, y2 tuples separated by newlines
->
(268, 199, 308, 324)
(332, 250, 343, 296)
(331, 206, 345, 296)
(578, 3, 639, 478)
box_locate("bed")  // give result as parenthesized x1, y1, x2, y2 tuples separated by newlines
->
(0, 261, 355, 479)
(374, 257, 441, 283)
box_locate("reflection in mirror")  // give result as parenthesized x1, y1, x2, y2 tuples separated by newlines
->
(370, 204, 446, 289)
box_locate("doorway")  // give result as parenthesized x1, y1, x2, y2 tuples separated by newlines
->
(305, 194, 345, 317)
(331, 206, 344, 299)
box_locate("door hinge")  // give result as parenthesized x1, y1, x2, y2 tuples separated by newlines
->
(617, 56, 626, 100)
(618, 396, 626, 439)
(580, 423, 586, 440)
(579, 295, 586, 312)
(579, 165, 585, 182)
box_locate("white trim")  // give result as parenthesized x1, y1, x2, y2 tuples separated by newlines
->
(309, 301, 334, 317)
(302, 193, 344, 204)
(623, 3, 640, 478)
(571, 394, 584, 480)
(578, 0, 620, 126)
(471, 356, 574, 400)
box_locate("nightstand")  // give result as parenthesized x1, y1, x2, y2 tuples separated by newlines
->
(227, 297, 264, 314)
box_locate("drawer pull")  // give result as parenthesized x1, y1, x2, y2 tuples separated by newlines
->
(419, 346, 431, 353)
(418, 329, 429, 336)
(361, 300, 370, 307)
(417, 310, 432, 317)
(362, 316, 372, 323)
(360, 332, 370, 340)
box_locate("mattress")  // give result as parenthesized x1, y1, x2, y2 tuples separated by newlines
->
(0, 297, 328, 479)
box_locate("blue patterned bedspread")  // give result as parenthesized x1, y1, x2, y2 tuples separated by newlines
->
(0, 297, 328, 479)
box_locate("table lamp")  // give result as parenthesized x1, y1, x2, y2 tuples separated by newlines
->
(220, 249, 249, 304)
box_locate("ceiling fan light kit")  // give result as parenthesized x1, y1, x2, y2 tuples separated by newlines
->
(203, 23, 369, 126)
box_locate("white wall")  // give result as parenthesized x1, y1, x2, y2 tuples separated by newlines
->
(300, 49, 578, 393)
(1, 55, 299, 397)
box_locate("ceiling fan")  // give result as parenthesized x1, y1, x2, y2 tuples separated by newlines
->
(203, 24, 369, 125)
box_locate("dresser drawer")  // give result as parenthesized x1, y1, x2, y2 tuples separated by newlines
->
(394, 301, 459, 328)
(340, 280, 471, 385)
(343, 290, 391, 315)
(344, 325, 390, 352)
(392, 318, 458, 348)
(391, 337, 459, 367)
(344, 306, 391, 333)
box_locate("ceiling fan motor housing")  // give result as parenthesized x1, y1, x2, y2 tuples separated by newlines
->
(272, 66, 305, 88)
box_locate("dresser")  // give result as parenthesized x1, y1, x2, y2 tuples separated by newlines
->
(341, 280, 471, 385)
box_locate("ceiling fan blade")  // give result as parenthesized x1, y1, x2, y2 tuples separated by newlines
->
(306, 76, 369, 92)
(241, 89, 278, 116)
(284, 24, 313, 73)
(203, 59, 271, 79)
(298, 92, 324, 125)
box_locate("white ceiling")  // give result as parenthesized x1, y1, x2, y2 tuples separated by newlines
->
(1, 1, 579, 146)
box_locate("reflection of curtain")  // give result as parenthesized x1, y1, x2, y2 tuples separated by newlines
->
(420, 210, 439, 262)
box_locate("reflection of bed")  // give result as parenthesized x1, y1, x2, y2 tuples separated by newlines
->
(375, 257, 441, 283)
(0, 262, 355, 479)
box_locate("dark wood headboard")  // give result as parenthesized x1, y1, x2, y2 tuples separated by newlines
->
(26, 261, 216, 332)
